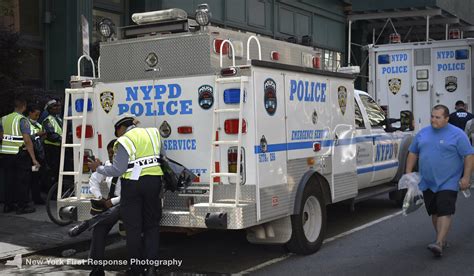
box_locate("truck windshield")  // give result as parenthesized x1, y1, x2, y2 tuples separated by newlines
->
(359, 94, 386, 128)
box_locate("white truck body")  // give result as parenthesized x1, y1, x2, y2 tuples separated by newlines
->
(368, 39, 474, 131)
(58, 15, 413, 253)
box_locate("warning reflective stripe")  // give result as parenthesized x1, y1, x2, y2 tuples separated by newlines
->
(12, 116, 20, 136)
(145, 128, 160, 154)
(2, 134, 24, 142)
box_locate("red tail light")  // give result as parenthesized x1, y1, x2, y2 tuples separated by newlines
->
(177, 126, 193, 134)
(76, 125, 94, 138)
(224, 119, 247, 134)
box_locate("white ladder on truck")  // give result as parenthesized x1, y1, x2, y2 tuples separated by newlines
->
(57, 55, 96, 200)
(208, 75, 248, 206)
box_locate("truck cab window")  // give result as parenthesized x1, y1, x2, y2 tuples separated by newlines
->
(355, 101, 365, 128)
(359, 94, 386, 128)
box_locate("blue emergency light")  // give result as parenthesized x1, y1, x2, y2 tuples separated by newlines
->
(455, 49, 469, 60)
(378, 54, 390, 64)
(224, 89, 241, 104)
(75, 98, 93, 112)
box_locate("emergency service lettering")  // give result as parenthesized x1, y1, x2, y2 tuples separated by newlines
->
(118, 84, 192, 116)
(289, 80, 326, 102)
(436, 50, 466, 71)
(291, 129, 328, 141)
(259, 152, 276, 163)
(163, 139, 197, 151)
(381, 53, 408, 75)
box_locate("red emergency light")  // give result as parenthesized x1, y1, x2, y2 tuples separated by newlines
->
(76, 125, 94, 138)
(313, 142, 321, 152)
(313, 56, 321, 69)
(177, 126, 193, 134)
(271, 51, 280, 61)
(214, 39, 229, 55)
(224, 119, 247, 134)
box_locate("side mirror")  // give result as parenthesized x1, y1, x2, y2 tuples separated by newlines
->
(400, 110, 414, 131)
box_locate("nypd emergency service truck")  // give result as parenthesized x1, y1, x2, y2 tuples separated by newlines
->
(368, 38, 474, 131)
(55, 7, 413, 254)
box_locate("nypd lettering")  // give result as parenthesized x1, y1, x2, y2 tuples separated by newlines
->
(374, 143, 398, 162)
(381, 53, 408, 75)
(163, 139, 197, 151)
(436, 50, 466, 72)
(118, 84, 192, 116)
(289, 80, 326, 102)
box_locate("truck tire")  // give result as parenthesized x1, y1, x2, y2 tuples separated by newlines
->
(46, 182, 74, 226)
(286, 184, 326, 255)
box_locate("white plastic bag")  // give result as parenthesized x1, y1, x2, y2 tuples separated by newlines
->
(398, 172, 424, 216)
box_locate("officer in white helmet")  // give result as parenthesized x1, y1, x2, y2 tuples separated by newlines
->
(88, 114, 163, 276)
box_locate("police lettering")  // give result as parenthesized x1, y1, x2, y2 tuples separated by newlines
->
(118, 84, 193, 116)
(381, 66, 408, 74)
(437, 62, 465, 71)
(163, 139, 197, 151)
(289, 80, 326, 102)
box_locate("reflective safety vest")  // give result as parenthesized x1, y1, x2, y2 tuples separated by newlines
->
(116, 127, 163, 179)
(29, 119, 43, 136)
(43, 115, 62, 146)
(0, 112, 25, 155)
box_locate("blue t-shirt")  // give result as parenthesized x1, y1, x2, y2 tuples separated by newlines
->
(409, 124, 474, 192)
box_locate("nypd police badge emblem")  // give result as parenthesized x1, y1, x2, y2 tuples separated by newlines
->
(337, 86, 347, 115)
(445, 76, 457, 92)
(100, 91, 114, 114)
(159, 120, 172, 138)
(388, 78, 402, 95)
(264, 78, 277, 115)
(198, 85, 214, 110)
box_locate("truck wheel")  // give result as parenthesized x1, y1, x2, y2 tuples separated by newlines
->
(286, 184, 326, 255)
(46, 182, 75, 226)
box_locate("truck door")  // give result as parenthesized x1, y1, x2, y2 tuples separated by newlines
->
(432, 46, 471, 113)
(354, 93, 374, 189)
(375, 50, 412, 119)
(357, 93, 399, 186)
(254, 69, 288, 222)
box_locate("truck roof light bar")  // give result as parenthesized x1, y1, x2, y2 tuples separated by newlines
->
(132, 9, 187, 25)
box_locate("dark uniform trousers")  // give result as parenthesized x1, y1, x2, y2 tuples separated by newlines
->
(1, 150, 31, 208)
(44, 143, 60, 188)
(120, 175, 162, 275)
(89, 204, 120, 264)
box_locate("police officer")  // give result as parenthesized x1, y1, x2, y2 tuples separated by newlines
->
(448, 100, 474, 130)
(0, 97, 38, 214)
(27, 104, 47, 204)
(42, 99, 63, 189)
(88, 115, 162, 276)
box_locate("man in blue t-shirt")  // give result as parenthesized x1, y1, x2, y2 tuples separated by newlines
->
(406, 104, 474, 257)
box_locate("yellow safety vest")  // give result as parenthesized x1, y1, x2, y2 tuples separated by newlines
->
(29, 119, 43, 136)
(43, 115, 62, 146)
(116, 127, 163, 179)
(0, 112, 25, 155)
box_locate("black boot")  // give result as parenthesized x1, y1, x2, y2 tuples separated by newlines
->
(68, 221, 89, 237)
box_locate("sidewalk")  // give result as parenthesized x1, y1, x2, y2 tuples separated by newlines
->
(0, 202, 103, 261)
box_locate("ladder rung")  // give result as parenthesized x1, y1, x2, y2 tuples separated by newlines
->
(213, 140, 239, 145)
(215, 76, 248, 83)
(64, 115, 84, 120)
(211, 173, 238, 177)
(214, 108, 240, 113)
(60, 171, 80, 176)
(63, 144, 82, 148)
